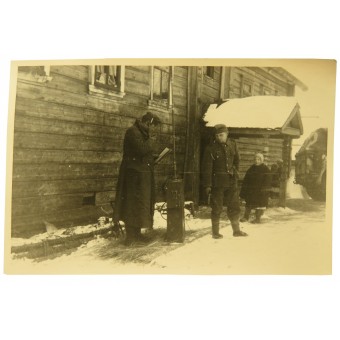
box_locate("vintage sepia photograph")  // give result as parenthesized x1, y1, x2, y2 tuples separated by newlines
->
(4, 59, 336, 274)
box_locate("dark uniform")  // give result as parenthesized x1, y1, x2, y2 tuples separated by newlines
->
(240, 162, 272, 223)
(114, 114, 159, 244)
(201, 126, 247, 237)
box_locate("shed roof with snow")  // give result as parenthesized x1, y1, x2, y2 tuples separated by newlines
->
(203, 96, 303, 137)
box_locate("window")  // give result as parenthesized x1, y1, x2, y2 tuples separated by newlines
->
(204, 66, 215, 78)
(18, 65, 52, 83)
(95, 66, 121, 89)
(89, 65, 125, 98)
(82, 193, 95, 206)
(153, 66, 170, 100)
(240, 74, 253, 97)
(242, 82, 253, 97)
(259, 84, 264, 95)
(148, 66, 173, 110)
(259, 84, 271, 95)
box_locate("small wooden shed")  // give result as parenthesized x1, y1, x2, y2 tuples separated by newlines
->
(202, 96, 304, 206)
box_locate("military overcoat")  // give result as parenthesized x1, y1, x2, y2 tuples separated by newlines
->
(201, 138, 240, 188)
(113, 119, 156, 229)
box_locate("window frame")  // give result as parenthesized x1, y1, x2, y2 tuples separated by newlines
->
(259, 84, 272, 96)
(240, 75, 253, 98)
(242, 81, 253, 97)
(204, 66, 215, 79)
(88, 65, 126, 98)
(148, 66, 173, 111)
(18, 65, 53, 83)
(263, 88, 272, 95)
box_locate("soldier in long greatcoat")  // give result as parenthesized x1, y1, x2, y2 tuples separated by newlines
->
(113, 112, 161, 245)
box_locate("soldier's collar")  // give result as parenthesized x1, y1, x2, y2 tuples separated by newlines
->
(214, 139, 230, 146)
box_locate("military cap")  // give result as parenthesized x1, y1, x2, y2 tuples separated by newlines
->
(142, 112, 161, 125)
(214, 124, 228, 134)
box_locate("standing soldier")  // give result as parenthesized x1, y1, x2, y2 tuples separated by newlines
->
(201, 124, 248, 239)
(114, 112, 161, 246)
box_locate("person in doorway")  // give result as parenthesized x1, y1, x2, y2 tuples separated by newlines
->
(240, 153, 272, 223)
(201, 124, 248, 239)
(113, 112, 161, 246)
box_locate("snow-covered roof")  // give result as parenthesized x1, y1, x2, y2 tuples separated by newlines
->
(203, 96, 303, 135)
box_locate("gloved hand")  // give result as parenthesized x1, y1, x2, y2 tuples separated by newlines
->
(205, 187, 212, 196)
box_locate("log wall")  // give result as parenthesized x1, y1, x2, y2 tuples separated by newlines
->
(234, 136, 284, 179)
(12, 65, 188, 236)
(229, 67, 292, 98)
(12, 65, 299, 236)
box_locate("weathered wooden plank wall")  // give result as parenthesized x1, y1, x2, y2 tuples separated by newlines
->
(229, 67, 291, 98)
(201, 67, 221, 103)
(12, 65, 189, 237)
(12, 65, 300, 236)
(234, 137, 284, 179)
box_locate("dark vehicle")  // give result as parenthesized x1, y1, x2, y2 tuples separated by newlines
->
(294, 128, 327, 201)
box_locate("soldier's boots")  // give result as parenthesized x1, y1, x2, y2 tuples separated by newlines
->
(230, 219, 248, 237)
(124, 234, 135, 246)
(233, 230, 248, 237)
(212, 222, 223, 239)
(124, 227, 151, 246)
(240, 207, 251, 222)
(251, 209, 264, 224)
(212, 219, 248, 238)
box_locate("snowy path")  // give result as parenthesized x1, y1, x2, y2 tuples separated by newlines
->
(151, 200, 330, 274)
(8, 197, 330, 274)
(7, 171, 332, 274)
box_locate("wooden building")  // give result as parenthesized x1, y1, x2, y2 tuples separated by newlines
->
(11, 64, 306, 237)
(203, 96, 304, 206)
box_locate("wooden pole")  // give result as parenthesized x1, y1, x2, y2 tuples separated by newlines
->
(170, 66, 177, 179)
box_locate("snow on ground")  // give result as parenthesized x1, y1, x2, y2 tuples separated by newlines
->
(151, 208, 330, 275)
(11, 223, 104, 247)
(8, 209, 208, 274)
(12, 204, 193, 248)
(151, 179, 330, 274)
(8, 178, 331, 275)
(8, 200, 330, 274)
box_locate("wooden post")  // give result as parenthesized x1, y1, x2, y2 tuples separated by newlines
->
(219, 66, 225, 99)
(150, 66, 154, 100)
(263, 134, 270, 164)
(223, 67, 232, 99)
(279, 136, 290, 207)
(240, 74, 244, 98)
(169, 66, 174, 107)
(89, 65, 95, 85)
(120, 66, 125, 93)
(183, 67, 200, 205)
